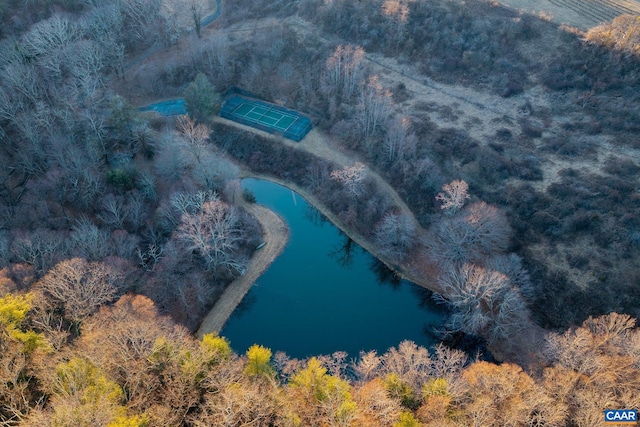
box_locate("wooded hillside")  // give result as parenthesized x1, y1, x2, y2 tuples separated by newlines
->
(1, 0, 640, 425)
(2, 291, 639, 426)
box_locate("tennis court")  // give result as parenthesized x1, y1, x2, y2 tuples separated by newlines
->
(138, 99, 186, 116)
(220, 95, 312, 142)
(233, 103, 298, 131)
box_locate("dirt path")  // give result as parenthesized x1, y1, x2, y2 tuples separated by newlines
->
(215, 116, 441, 291)
(299, 130, 421, 227)
(196, 202, 289, 337)
(287, 18, 533, 145)
(214, 117, 421, 227)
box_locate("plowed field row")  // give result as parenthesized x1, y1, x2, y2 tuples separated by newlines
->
(548, 0, 638, 25)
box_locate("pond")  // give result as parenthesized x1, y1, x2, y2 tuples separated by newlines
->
(221, 178, 447, 359)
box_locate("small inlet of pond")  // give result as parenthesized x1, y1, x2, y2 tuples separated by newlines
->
(221, 178, 447, 359)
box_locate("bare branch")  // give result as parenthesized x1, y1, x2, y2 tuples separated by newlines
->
(436, 180, 469, 215)
(174, 198, 245, 275)
(330, 162, 367, 197)
(37, 258, 122, 323)
(358, 75, 392, 138)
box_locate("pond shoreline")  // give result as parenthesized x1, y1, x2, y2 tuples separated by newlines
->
(208, 177, 447, 357)
(196, 202, 289, 337)
(196, 172, 437, 341)
(241, 172, 441, 293)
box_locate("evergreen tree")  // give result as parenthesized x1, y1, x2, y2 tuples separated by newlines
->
(183, 73, 221, 123)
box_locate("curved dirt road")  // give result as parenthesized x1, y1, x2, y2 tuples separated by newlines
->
(197, 202, 289, 337)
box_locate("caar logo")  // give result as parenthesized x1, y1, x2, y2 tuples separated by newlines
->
(604, 409, 637, 424)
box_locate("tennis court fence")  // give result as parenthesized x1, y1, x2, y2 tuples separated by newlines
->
(219, 94, 312, 142)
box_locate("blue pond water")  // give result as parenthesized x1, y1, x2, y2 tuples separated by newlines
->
(221, 179, 447, 359)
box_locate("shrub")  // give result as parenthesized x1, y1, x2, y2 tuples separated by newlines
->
(106, 168, 138, 192)
(519, 118, 542, 138)
(603, 157, 640, 176)
(242, 188, 256, 203)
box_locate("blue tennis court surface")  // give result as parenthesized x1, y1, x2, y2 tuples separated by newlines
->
(138, 99, 186, 116)
(220, 95, 312, 142)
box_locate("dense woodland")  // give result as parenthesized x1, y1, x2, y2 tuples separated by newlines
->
(1, 0, 640, 425)
(1, 292, 640, 426)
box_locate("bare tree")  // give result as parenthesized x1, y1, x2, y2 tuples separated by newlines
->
(158, 0, 186, 45)
(67, 169, 103, 210)
(11, 230, 68, 275)
(75, 294, 185, 412)
(124, 191, 148, 230)
(64, 39, 106, 83)
(98, 194, 127, 228)
(353, 351, 382, 383)
(36, 258, 122, 323)
(118, 0, 163, 48)
(188, 0, 213, 38)
(136, 243, 164, 272)
(484, 254, 533, 299)
(379, 340, 432, 392)
(158, 0, 213, 44)
(374, 212, 416, 260)
(79, 5, 125, 70)
(0, 338, 33, 424)
(430, 344, 468, 397)
(80, 109, 108, 159)
(316, 351, 349, 379)
(0, 87, 22, 127)
(191, 367, 280, 427)
(383, 116, 416, 162)
(353, 377, 402, 426)
(463, 202, 511, 256)
(137, 171, 157, 201)
(583, 311, 636, 343)
(459, 361, 555, 427)
(488, 287, 530, 344)
(427, 217, 475, 267)
(427, 201, 511, 267)
(330, 162, 367, 197)
(382, 0, 412, 24)
(436, 262, 533, 349)
(70, 218, 111, 261)
(176, 115, 231, 190)
(178, 115, 210, 157)
(110, 229, 139, 259)
(0, 36, 24, 67)
(2, 62, 41, 106)
(438, 263, 509, 336)
(170, 190, 209, 218)
(322, 44, 366, 102)
(174, 196, 245, 275)
(546, 312, 639, 376)
(20, 15, 79, 59)
(202, 33, 232, 82)
(436, 180, 469, 216)
(154, 130, 191, 183)
(357, 75, 392, 139)
(305, 163, 330, 191)
(542, 312, 640, 425)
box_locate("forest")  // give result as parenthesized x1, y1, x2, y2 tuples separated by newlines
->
(1, 0, 640, 425)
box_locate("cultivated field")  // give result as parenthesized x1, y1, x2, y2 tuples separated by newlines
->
(497, 0, 640, 29)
